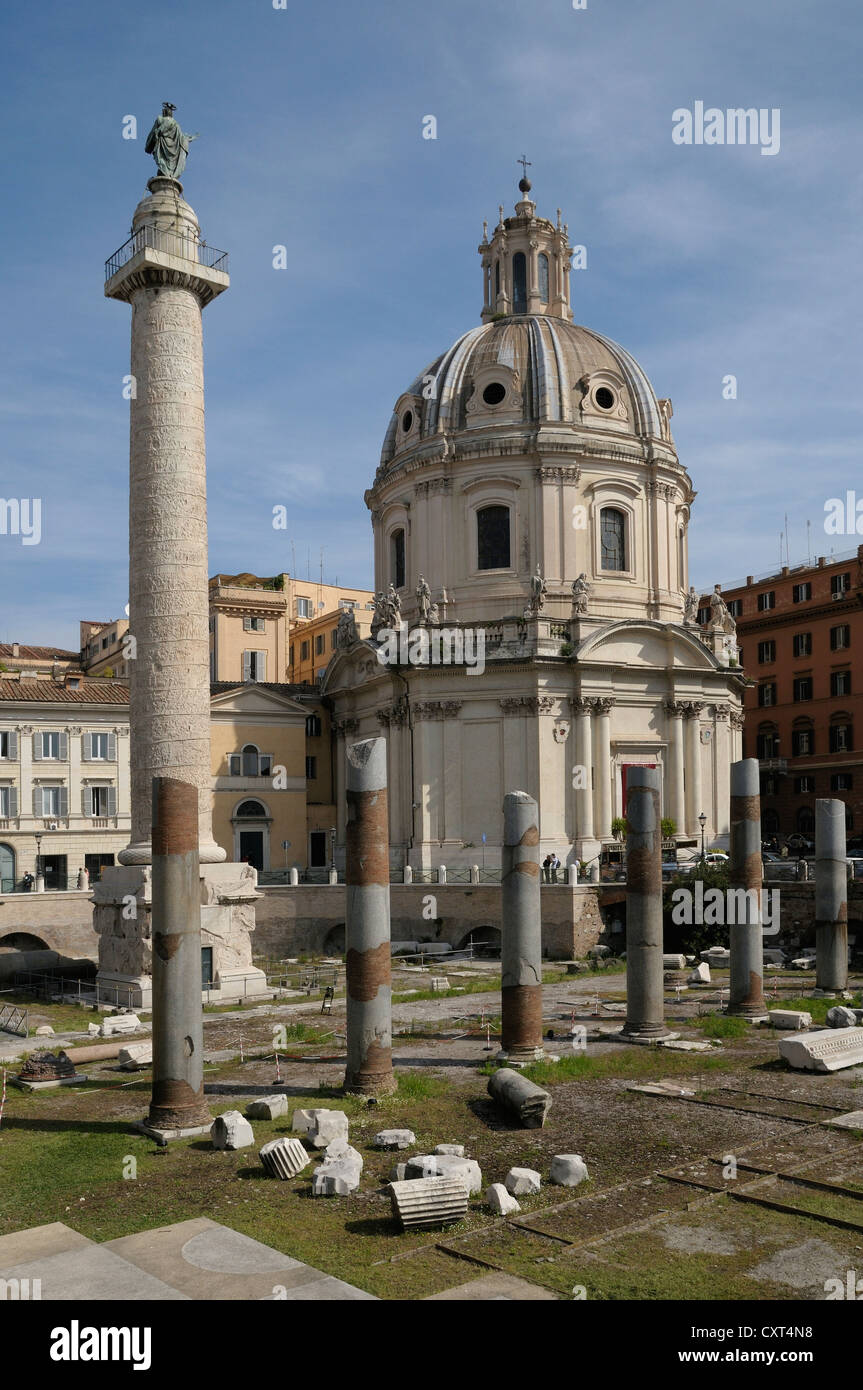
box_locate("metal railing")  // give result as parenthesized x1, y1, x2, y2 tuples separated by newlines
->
(105, 225, 229, 280)
(11, 972, 132, 1008)
(0, 1000, 29, 1037)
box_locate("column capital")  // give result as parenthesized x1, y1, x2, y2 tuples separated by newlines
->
(569, 695, 595, 715)
(595, 697, 615, 714)
(683, 700, 705, 718)
(664, 700, 687, 718)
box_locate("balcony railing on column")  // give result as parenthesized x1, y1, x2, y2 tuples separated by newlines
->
(105, 226, 229, 279)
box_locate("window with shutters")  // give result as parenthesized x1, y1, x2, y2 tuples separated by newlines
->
(301, 640, 310, 661)
(315, 634, 325, 656)
(243, 616, 265, 632)
(831, 670, 851, 696)
(0, 731, 11, 760)
(793, 582, 812, 602)
(296, 597, 313, 619)
(830, 625, 850, 650)
(832, 572, 851, 595)
(830, 721, 853, 753)
(831, 772, 853, 791)
(793, 677, 813, 701)
(758, 641, 775, 663)
(792, 726, 814, 756)
(306, 714, 322, 738)
(41, 786, 61, 817)
(794, 776, 814, 793)
(0, 787, 8, 817)
(243, 650, 266, 681)
(41, 732, 61, 759)
(792, 633, 812, 658)
(90, 786, 110, 816)
(757, 590, 775, 611)
(89, 732, 109, 760)
(758, 684, 776, 707)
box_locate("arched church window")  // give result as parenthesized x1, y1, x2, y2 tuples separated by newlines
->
(538, 253, 549, 303)
(241, 743, 259, 777)
(513, 252, 527, 314)
(600, 507, 627, 571)
(236, 800, 266, 818)
(477, 505, 511, 571)
(391, 529, 405, 589)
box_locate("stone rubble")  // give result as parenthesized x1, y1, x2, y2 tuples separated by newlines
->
(246, 1095, 289, 1120)
(487, 1182, 521, 1215)
(549, 1154, 590, 1187)
(504, 1167, 541, 1196)
(211, 1111, 255, 1151)
(259, 1136, 310, 1180)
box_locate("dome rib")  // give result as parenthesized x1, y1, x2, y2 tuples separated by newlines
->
(379, 316, 665, 469)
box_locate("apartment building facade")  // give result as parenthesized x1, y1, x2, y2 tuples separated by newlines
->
(208, 572, 373, 686)
(713, 544, 863, 842)
(0, 675, 131, 892)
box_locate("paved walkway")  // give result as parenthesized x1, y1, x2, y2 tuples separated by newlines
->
(0, 1218, 375, 1301)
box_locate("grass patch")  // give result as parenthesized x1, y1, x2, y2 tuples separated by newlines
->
(515, 1048, 738, 1086)
(693, 1013, 750, 1039)
(778, 994, 862, 1025)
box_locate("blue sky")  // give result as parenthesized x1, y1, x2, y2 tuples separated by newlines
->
(1, 0, 861, 645)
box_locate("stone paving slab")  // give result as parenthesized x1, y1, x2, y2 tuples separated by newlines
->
(0, 1219, 375, 1300)
(105, 1218, 376, 1300)
(0, 1243, 188, 1300)
(425, 1272, 558, 1300)
(0, 1221, 92, 1266)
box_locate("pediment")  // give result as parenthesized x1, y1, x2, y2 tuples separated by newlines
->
(320, 641, 390, 695)
(577, 621, 720, 672)
(209, 685, 308, 717)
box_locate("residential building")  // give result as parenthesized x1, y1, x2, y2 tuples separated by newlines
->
(207, 572, 373, 685)
(289, 600, 374, 684)
(0, 667, 335, 891)
(711, 546, 863, 842)
(0, 674, 131, 891)
(0, 643, 81, 679)
(80, 620, 131, 678)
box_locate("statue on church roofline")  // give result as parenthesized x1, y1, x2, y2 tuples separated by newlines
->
(683, 585, 701, 625)
(145, 103, 199, 180)
(524, 565, 547, 619)
(709, 585, 736, 634)
(571, 573, 591, 616)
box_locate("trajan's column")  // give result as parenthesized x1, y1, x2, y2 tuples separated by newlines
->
(93, 105, 266, 1007)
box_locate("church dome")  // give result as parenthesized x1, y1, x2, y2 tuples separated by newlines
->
(379, 316, 666, 470)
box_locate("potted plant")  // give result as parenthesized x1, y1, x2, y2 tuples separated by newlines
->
(611, 816, 627, 841)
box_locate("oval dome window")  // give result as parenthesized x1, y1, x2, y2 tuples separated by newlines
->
(401, 410, 413, 432)
(482, 381, 506, 406)
(595, 387, 615, 410)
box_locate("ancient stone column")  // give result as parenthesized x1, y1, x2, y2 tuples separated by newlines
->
(815, 798, 848, 993)
(665, 702, 686, 834)
(727, 758, 766, 1017)
(147, 778, 210, 1131)
(105, 174, 228, 867)
(344, 737, 396, 1095)
(500, 791, 544, 1063)
(572, 697, 594, 841)
(684, 703, 704, 838)
(622, 767, 670, 1039)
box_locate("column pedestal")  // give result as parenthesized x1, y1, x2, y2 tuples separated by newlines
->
(94, 862, 268, 1009)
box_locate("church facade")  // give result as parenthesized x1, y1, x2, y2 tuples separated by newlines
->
(323, 178, 746, 871)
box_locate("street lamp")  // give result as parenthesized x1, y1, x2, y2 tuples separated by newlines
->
(329, 826, 336, 871)
(698, 811, 707, 861)
(34, 831, 42, 891)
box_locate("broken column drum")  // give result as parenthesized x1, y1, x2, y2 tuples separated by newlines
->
(622, 767, 671, 1039)
(500, 790, 544, 1062)
(815, 797, 848, 993)
(147, 777, 210, 1130)
(727, 758, 766, 1017)
(343, 737, 396, 1095)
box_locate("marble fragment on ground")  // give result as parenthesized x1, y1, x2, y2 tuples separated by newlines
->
(778, 1026, 863, 1072)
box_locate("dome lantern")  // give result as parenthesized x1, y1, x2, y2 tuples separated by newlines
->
(479, 163, 573, 324)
